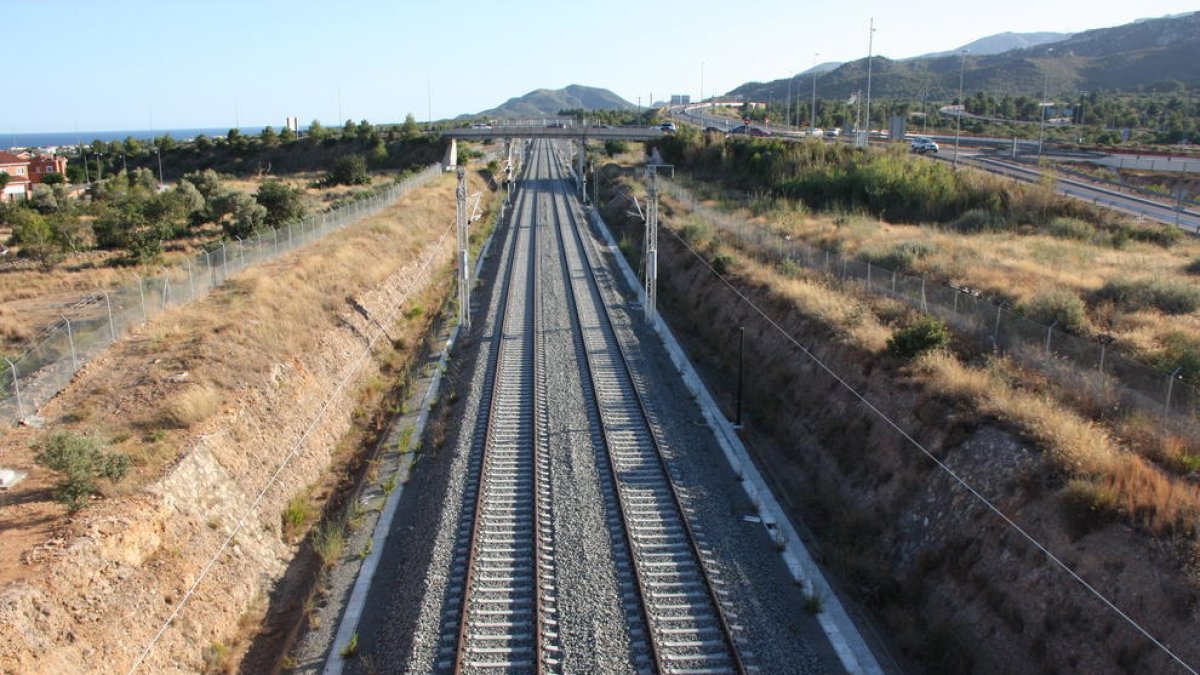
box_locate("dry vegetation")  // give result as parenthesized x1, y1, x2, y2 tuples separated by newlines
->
(647, 175, 1200, 540)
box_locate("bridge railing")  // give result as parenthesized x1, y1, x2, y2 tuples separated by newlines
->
(0, 164, 442, 426)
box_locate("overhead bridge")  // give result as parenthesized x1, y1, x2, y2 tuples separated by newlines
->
(442, 125, 668, 141)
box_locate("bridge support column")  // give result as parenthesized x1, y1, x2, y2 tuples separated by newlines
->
(578, 138, 587, 203)
(644, 167, 658, 323)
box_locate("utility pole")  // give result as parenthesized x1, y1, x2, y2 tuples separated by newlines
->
(643, 166, 658, 324)
(455, 168, 471, 331)
(811, 52, 820, 136)
(864, 17, 875, 144)
(954, 50, 968, 169)
(1039, 48, 1054, 155)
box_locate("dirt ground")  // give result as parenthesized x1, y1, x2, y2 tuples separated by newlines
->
(0, 168, 478, 674)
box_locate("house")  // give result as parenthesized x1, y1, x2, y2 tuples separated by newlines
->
(0, 151, 67, 202)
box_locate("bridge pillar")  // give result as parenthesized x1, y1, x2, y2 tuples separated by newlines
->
(578, 138, 587, 203)
(443, 138, 458, 172)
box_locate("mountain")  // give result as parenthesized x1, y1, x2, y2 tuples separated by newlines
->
(914, 31, 1068, 60)
(472, 85, 635, 118)
(728, 12, 1200, 103)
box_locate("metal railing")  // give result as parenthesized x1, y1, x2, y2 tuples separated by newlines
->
(0, 164, 443, 425)
(662, 177, 1198, 422)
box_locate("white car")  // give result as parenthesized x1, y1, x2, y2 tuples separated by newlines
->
(910, 137, 939, 154)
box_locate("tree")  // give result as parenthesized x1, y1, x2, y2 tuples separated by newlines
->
(328, 154, 370, 186)
(260, 125, 278, 147)
(124, 136, 144, 155)
(307, 119, 328, 140)
(41, 172, 65, 186)
(356, 119, 374, 141)
(343, 119, 356, 138)
(225, 192, 267, 238)
(9, 208, 59, 269)
(400, 113, 421, 140)
(34, 431, 130, 513)
(0, 171, 9, 192)
(227, 128, 242, 143)
(367, 138, 388, 166)
(155, 133, 177, 152)
(279, 126, 296, 142)
(194, 134, 213, 151)
(255, 180, 306, 227)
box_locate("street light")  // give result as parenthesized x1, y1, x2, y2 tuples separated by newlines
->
(1038, 48, 1054, 155)
(954, 49, 968, 169)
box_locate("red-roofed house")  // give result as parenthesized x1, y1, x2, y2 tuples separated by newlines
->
(0, 152, 67, 202)
(0, 151, 31, 202)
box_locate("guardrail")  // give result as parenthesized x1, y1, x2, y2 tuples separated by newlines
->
(0, 164, 443, 426)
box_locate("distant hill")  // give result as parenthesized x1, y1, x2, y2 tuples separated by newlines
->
(729, 12, 1200, 102)
(914, 31, 1068, 60)
(472, 85, 634, 118)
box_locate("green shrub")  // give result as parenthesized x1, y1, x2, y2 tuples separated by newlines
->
(1185, 259, 1200, 276)
(1092, 278, 1200, 315)
(1046, 217, 1096, 241)
(313, 516, 347, 568)
(861, 240, 935, 273)
(951, 208, 1008, 234)
(1153, 332, 1200, 385)
(711, 253, 734, 276)
(887, 316, 951, 360)
(1021, 289, 1089, 335)
(1129, 224, 1183, 248)
(33, 431, 131, 512)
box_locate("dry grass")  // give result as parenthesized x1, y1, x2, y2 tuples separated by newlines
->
(165, 383, 223, 428)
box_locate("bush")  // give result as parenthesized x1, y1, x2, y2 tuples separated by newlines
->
(861, 240, 935, 273)
(1046, 217, 1096, 241)
(604, 139, 629, 156)
(1153, 332, 1200, 385)
(887, 316, 951, 360)
(1092, 278, 1200, 315)
(951, 208, 1008, 234)
(1129, 224, 1183, 248)
(1021, 289, 1089, 335)
(33, 432, 131, 512)
(255, 180, 307, 228)
(328, 154, 370, 186)
(1185, 259, 1200, 276)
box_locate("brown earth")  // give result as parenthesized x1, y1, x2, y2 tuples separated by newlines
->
(0, 169, 475, 674)
(601, 185, 1200, 674)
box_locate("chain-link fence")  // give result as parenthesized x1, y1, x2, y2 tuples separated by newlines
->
(661, 177, 1198, 422)
(0, 164, 444, 425)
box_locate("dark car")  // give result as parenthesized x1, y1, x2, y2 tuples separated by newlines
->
(729, 125, 771, 137)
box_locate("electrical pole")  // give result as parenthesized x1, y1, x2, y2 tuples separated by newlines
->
(1039, 48, 1054, 155)
(954, 50, 968, 169)
(644, 166, 658, 324)
(811, 52, 820, 136)
(455, 168, 470, 331)
(864, 18, 875, 145)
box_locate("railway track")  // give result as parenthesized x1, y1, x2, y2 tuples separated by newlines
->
(437, 145, 559, 673)
(543, 141, 750, 674)
(438, 139, 747, 673)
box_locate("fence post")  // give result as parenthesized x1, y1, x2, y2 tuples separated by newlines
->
(5, 357, 23, 420)
(866, 262, 872, 290)
(100, 288, 116, 341)
(137, 276, 148, 324)
(1045, 321, 1058, 354)
(953, 289, 959, 314)
(186, 257, 196, 301)
(891, 270, 897, 293)
(160, 267, 171, 311)
(921, 278, 928, 313)
(61, 314, 78, 371)
(1164, 367, 1182, 417)
(221, 242, 228, 279)
(993, 305, 1003, 343)
(273, 227, 279, 254)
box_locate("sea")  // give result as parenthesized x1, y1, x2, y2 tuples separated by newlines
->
(5, 127, 267, 152)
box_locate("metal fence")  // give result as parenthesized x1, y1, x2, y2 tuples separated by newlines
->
(0, 164, 444, 425)
(661, 178, 1198, 422)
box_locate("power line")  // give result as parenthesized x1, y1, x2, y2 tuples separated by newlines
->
(658, 212, 1198, 675)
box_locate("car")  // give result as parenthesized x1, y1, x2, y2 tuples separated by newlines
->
(824, 128, 841, 138)
(660, 122, 677, 133)
(470, 123, 492, 129)
(703, 126, 724, 134)
(547, 121, 567, 128)
(910, 137, 939, 154)
(729, 125, 771, 137)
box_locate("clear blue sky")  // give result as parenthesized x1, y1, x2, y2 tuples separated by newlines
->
(7, 0, 1197, 133)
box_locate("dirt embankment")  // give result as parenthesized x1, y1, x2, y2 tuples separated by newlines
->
(0, 174, 466, 674)
(603, 199, 1200, 673)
